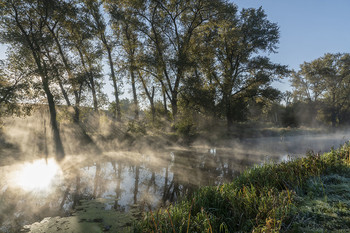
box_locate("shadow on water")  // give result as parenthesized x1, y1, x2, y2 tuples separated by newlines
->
(1, 131, 350, 231)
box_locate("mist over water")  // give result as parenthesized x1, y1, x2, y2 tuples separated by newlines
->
(1, 114, 350, 231)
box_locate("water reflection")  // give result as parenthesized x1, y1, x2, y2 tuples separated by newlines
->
(1, 132, 350, 231)
(11, 158, 62, 191)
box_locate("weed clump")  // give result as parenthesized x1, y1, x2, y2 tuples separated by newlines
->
(134, 142, 350, 232)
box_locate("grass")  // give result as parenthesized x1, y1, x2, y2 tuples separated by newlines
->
(134, 142, 350, 232)
(290, 171, 350, 232)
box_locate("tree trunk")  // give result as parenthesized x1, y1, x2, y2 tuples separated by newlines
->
(12, 5, 65, 161)
(73, 91, 81, 124)
(44, 48, 71, 107)
(88, 73, 100, 131)
(225, 95, 234, 131)
(49, 27, 82, 120)
(331, 92, 337, 127)
(138, 72, 154, 122)
(106, 45, 121, 121)
(42, 78, 65, 160)
(226, 110, 234, 131)
(130, 69, 139, 120)
(163, 87, 168, 114)
(89, 75, 99, 112)
(50, 31, 82, 123)
(57, 79, 71, 106)
(331, 107, 337, 128)
(170, 94, 178, 121)
(150, 101, 156, 123)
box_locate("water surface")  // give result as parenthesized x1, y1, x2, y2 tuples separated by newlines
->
(1, 132, 349, 231)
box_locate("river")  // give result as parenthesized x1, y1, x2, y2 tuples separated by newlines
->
(0, 131, 349, 232)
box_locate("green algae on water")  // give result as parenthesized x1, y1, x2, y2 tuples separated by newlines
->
(21, 198, 135, 233)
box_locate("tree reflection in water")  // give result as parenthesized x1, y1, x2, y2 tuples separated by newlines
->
(0, 148, 297, 232)
(112, 161, 123, 211)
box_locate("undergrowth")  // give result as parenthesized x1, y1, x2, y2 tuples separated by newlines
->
(133, 142, 350, 232)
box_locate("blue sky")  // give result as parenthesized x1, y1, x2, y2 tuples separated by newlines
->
(0, 1, 349, 93)
(233, 0, 350, 91)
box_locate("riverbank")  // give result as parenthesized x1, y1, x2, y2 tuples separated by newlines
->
(134, 142, 350, 232)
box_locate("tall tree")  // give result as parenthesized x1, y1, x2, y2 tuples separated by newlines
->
(291, 53, 350, 127)
(291, 60, 326, 103)
(195, 6, 287, 129)
(43, 1, 85, 122)
(86, 0, 122, 121)
(106, 0, 225, 119)
(74, 36, 102, 113)
(1, 0, 65, 160)
(120, 22, 140, 120)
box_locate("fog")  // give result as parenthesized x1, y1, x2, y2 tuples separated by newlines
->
(1, 113, 350, 232)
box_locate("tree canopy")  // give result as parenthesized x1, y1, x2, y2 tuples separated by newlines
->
(0, 0, 295, 154)
(291, 53, 350, 127)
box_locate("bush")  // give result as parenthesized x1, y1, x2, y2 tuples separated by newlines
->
(126, 121, 146, 135)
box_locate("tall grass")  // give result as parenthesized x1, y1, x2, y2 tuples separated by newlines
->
(134, 142, 350, 232)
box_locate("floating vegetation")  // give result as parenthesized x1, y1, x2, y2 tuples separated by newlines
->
(21, 198, 136, 233)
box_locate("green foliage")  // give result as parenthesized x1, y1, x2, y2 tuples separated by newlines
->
(193, 5, 288, 128)
(173, 117, 197, 141)
(126, 121, 146, 135)
(279, 101, 323, 128)
(143, 101, 171, 128)
(180, 74, 217, 117)
(0, 0, 292, 132)
(0, 58, 31, 119)
(281, 105, 299, 127)
(135, 181, 293, 232)
(173, 100, 199, 140)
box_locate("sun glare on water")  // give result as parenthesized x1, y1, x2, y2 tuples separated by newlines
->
(13, 158, 62, 191)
